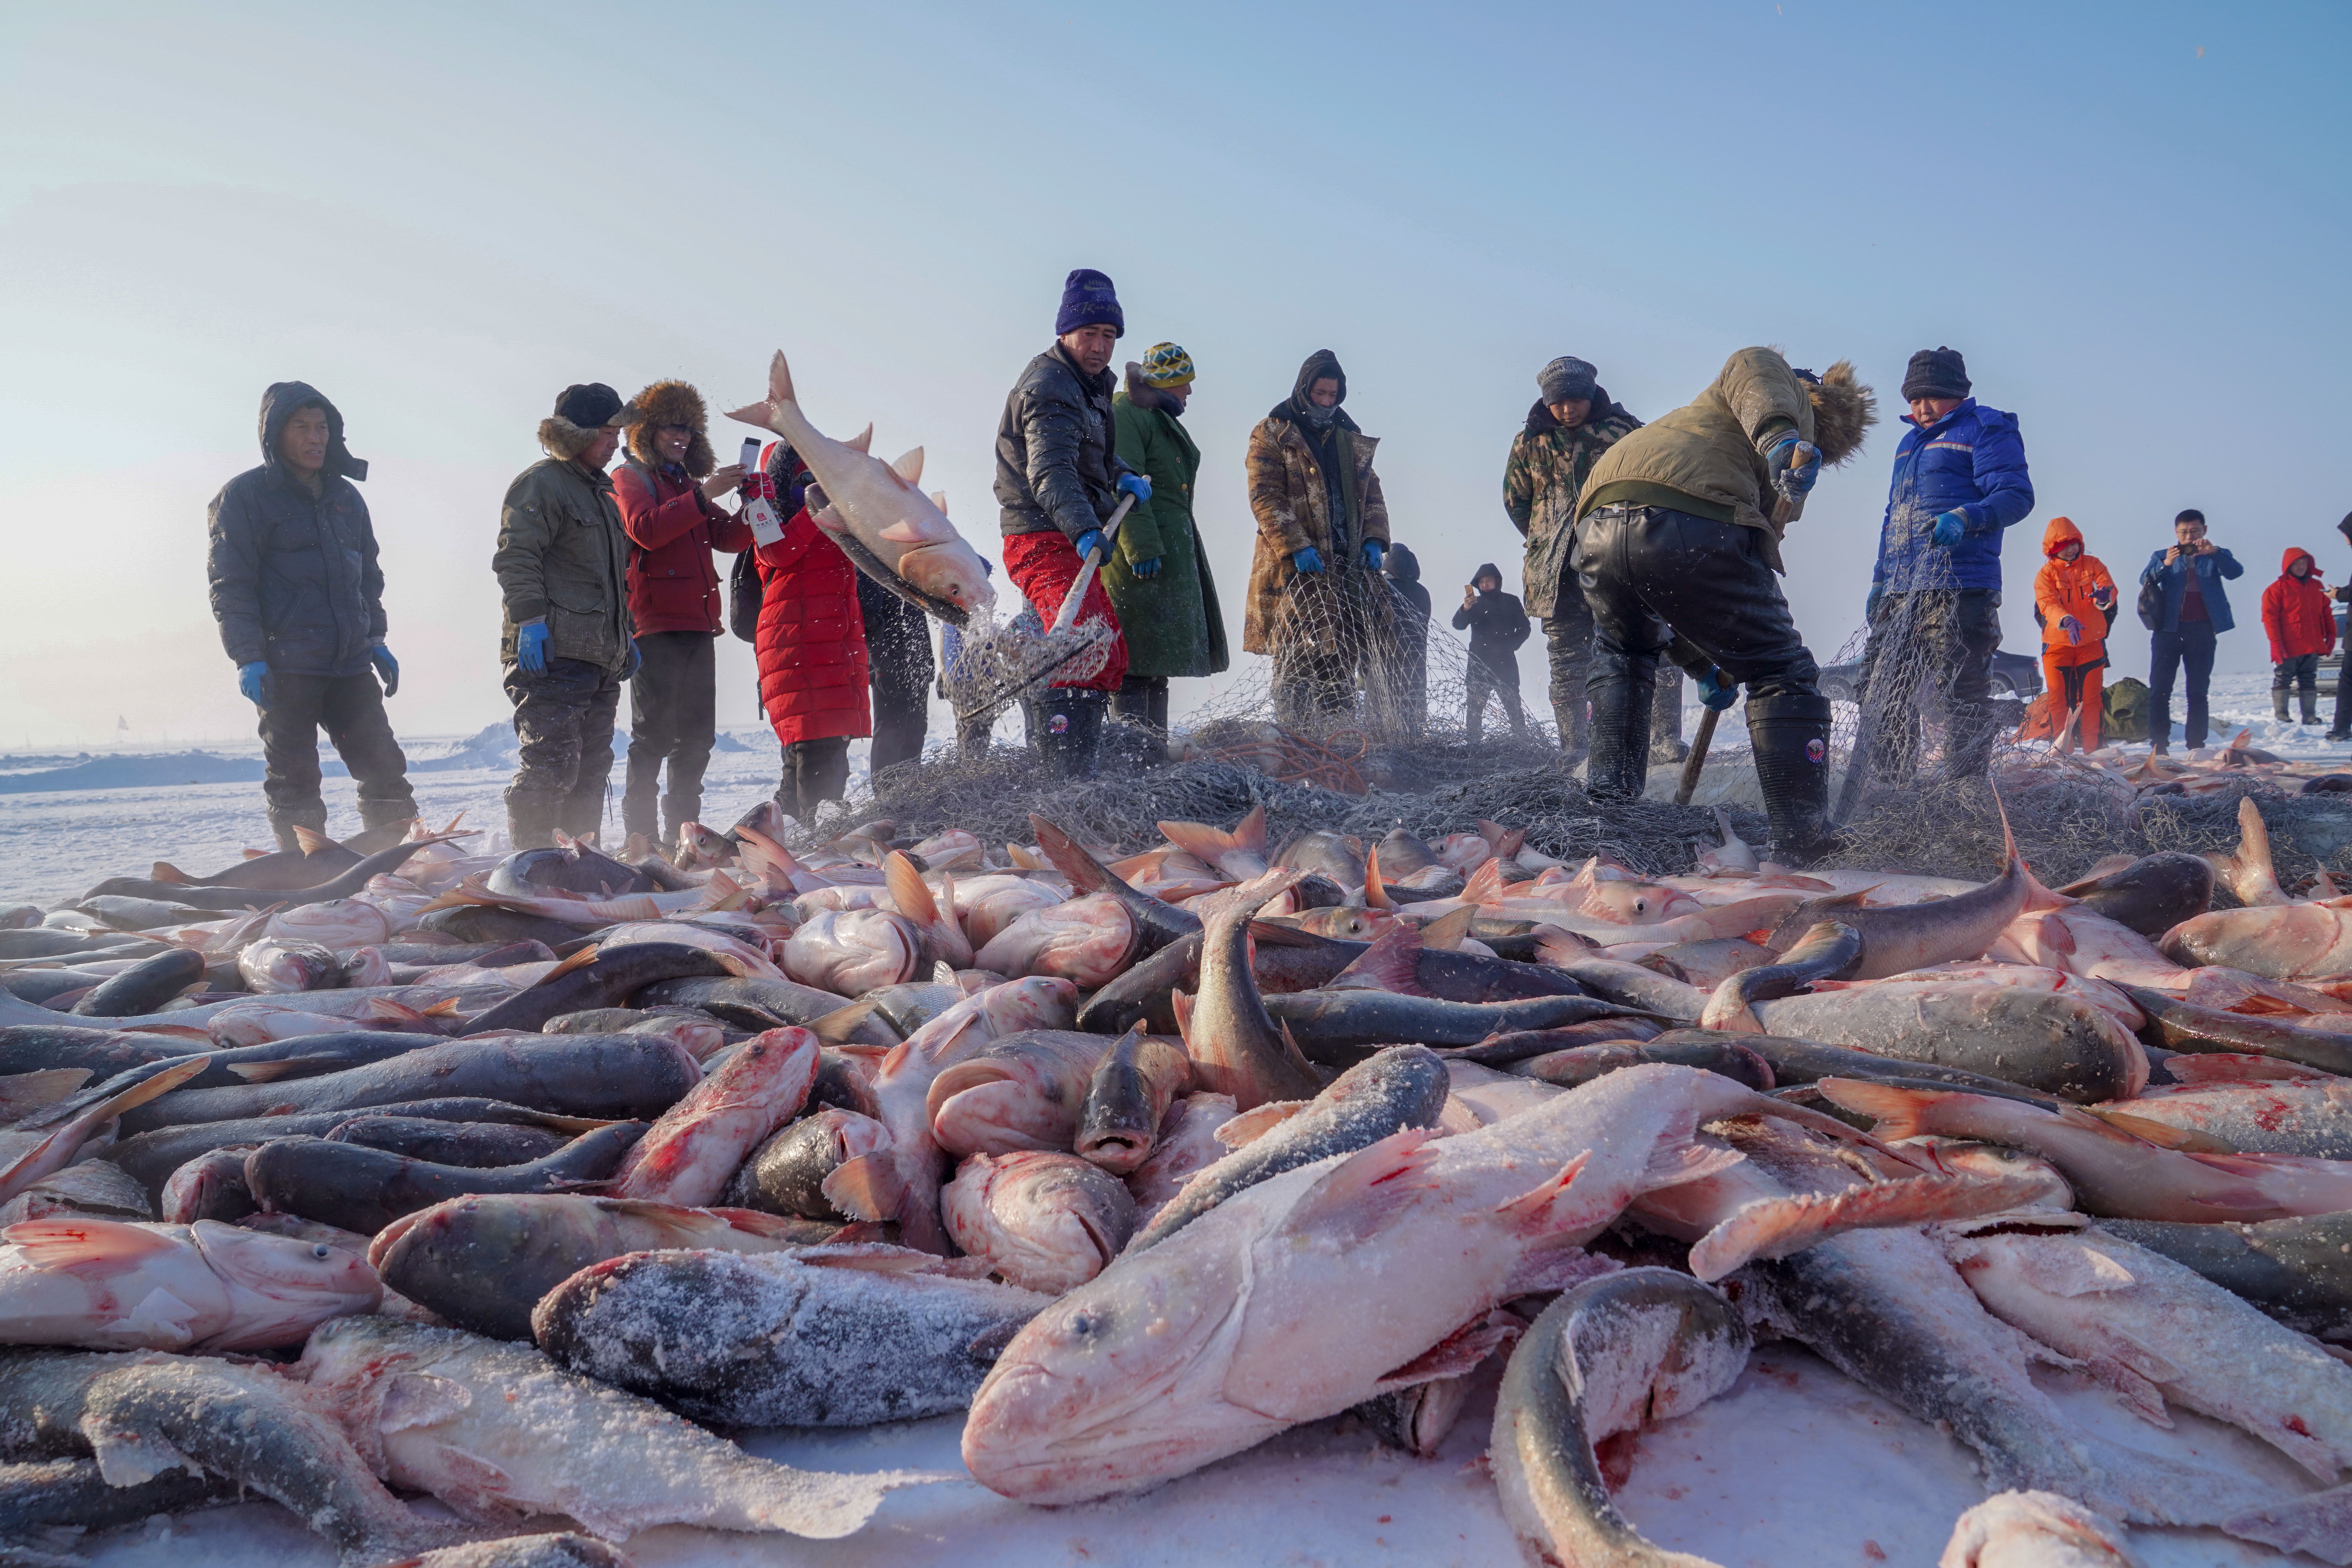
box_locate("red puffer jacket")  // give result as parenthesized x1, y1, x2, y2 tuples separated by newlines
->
(613, 461, 753, 635)
(2262, 548, 2338, 663)
(754, 499, 870, 746)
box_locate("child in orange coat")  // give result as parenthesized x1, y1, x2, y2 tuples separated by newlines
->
(2032, 516, 2116, 749)
(2261, 547, 2337, 726)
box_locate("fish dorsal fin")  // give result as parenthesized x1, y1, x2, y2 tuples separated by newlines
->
(883, 851, 939, 924)
(1168, 987, 1196, 1048)
(2087, 1109, 2231, 1152)
(845, 424, 874, 453)
(1245, 919, 1321, 948)
(1363, 846, 1396, 912)
(537, 944, 603, 985)
(1330, 921, 1426, 992)
(1461, 858, 1505, 906)
(891, 447, 925, 484)
(291, 824, 334, 855)
(931, 490, 949, 514)
(4, 1217, 182, 1269)
(150, 862, 192, 884)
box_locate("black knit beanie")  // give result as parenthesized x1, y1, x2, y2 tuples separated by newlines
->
(1901, 347, 1970, 402)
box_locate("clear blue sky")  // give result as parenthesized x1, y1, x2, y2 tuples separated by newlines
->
(2, 1, 2345, 747)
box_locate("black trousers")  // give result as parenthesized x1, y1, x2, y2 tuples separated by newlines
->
(623, 631, 717, 841)
(778, 736, 851, 820)
(860, 577, 935, 776)
(256, 670, 414, 833)
(1465, 657, 1529, 742)
(505, 657, 623, 839)
(2149, 624, 2219, 749)
(1572, 507, 1820, 697)
(1112, 675, 1170, 735)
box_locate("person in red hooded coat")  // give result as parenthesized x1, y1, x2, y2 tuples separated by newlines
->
(2262, 546, 2337, 726)
(745, 445, 870, 819)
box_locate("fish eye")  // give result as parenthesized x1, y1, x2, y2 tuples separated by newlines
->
(312, 1243, 332, 1259)
(1067, 1309, 1099, 1337)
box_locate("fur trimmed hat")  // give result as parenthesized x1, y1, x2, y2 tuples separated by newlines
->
(1800, 360, 1876, 467)
(622, 380, 716, 477)
(538, 382, 638, 462)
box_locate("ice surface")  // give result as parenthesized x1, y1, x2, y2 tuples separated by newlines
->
(69, 1346, 2305, 1566)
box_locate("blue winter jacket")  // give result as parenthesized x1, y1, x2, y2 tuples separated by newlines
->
(1871, 399, 2035, 594)
(2138, 545, 2244, 635)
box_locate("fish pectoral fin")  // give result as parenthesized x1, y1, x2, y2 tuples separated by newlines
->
(2083, 1354, 2176, 1427)
(5, 1216, 185, 1269)
(820, 1152, 907, 1223)
(1489, 1150, 1594, 1239)
(1501, 1247, 1622, 1298)
(2008, 1246, 2144, 1307)
(1371, 1308, 1524, 1394)
(380, 1371, 472, 1432)
(1280, 1129, 1441, 1241)
(85, 1422, 202, 1487)
(105, 1286, 207, 1345)
(1213, 1100, 1309, 1150)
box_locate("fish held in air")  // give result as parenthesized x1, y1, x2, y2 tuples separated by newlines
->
(531, 1243, 1050, 1429)
(298, 1313, 937, 1539)
(727, 349, 996, 622)
(1489, 1268, 1750, 1568)
(944, 1149, 1138, 1293)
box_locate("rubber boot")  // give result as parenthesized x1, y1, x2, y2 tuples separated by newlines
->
(356, 795, 418, 833)
(2276, 689, 2294, 723)
(1551, 696, 1589, 765)
(1649, 671, 1689, 764)
(1748, 692, 1837, 867)
(660, 789, 700, 849)
(2302, 691, 2322, 727)
(1938, 701, 2000, 783)
(1583, 646, 1656, 801)
(506, 800, 557, 851)
(1036, 688, 1106, 781)
(267, 804, 329, 854)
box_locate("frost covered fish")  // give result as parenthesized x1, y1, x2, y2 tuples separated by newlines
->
(0, 1348, 446, 1562)
(1489, 1269, 1750, 1568)
(1747, 982, 2147, 1103)
(533, 1243, 1049, 1428)
(1940, 1212, 2352, 1481)
(1939, 1491, 2142, 1568)
(726, 1107, 892, 1220)
(610, 1026, 816, 1205)
(1127, 1045, 1449, 1254)
(243, 1122, 646, 1235)
(726, 349, 996, 620)
(962, 1065, 1882, 1504)
(0, 1214, 378, 1350)
(371, 1191, 831, 1340)
(395, 1536, 632, 1568)
(825, 977, 1079, 1253)
(944, 1150, 1136, 1293)
(2099, 1077, 2352, 1158)
(929, 1028, 1119, 1158)
(1075, 1029, 1193, 1174)
(2097, 1211, 2352, 1343)
(299, 1314, 932, 1539)
(0, 1456, 239, 1557)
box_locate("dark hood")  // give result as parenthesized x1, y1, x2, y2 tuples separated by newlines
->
(1473, 562, 1503, 588)
(259, 381, 367, 482)
(1271, 348, 1356, 430)
(2339, 511, 2352, 550)
(1384, 541, 1422, 584)
(1522, 394, 1623, 435)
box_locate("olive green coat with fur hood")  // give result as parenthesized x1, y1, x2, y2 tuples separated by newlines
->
(493, 413, 635, 671)
(1109, 368, 1228, 680)
(1576, 348, 1874, 574)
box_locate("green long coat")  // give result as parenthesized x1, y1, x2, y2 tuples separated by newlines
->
(1107, 375, 1228, 680)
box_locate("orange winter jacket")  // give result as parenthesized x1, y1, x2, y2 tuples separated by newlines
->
(2262, 548, 2337, 663)
(2033, 517, 2116, 660)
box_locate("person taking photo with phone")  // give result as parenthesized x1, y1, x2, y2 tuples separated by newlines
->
(2139, 508, 2243, 753)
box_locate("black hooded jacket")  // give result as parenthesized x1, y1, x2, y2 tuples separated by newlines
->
(206, 382, 386, 677)
(1383, 541, 1432, 633)
(1451, 562, 1531, 668)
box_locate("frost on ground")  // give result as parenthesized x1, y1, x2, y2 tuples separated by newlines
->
(69, 1347, 2294, 1567)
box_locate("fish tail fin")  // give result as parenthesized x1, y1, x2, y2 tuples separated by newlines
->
(1235, 804, 1266, 855)
(1810, 1077, 1935, 1139)
(1712, 806, 1738, 845)
(1461, 857, 1505, 906)
(1331, 921, 1426, 993)
(1169, 986, 1196, 1048)
(1418, 905, 1475, 951)
(1029, 814, 1132, 900)
(1697, 977, 1764, 1034)
(1478, 821, 1527, 859)
(820, 1151, 907, 1224)
(1687, 1172, 2056, 1282)
(1533, 924, 1596, 966)
(767, 349, 796, 406)
(1364, 846, 1396, 911)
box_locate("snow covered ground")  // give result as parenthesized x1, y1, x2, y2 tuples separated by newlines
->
(71, 1345, 2296, 1567)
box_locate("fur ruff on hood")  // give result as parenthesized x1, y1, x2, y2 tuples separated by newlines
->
(537, 415, 614, 462)
(1804, 360, 1876, 466)
(622, 380, 716, 477)
(1122, 363, 1185, 415)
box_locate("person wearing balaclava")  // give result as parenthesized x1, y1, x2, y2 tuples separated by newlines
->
(207, 382, 416, 850)
(1504, 355, 1642, 763)
(1573, 349, 1876, 867)
(994, 268, 1148, 779)
(1243, 350, 1395, 729)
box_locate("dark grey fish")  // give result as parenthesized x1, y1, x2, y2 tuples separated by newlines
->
(415, 905, 596, 947)
(1749, 985, 2143, 1103)
(0, 1349, 445, 1562)
(1510, 1037, 1774, 1093)
(810, 1047, 882, 1118)
(631, 974, 848, 1030)
(0, 1456, 239, 1551)
(77, 877, 273, 911)
(1075, 1029, 1193, 1174)
(1126, 1044, 1450, 1254)
(1182, 878, 1323, 1109)
(67, 948, 208, 1017)
(104, 1097, 606, 1199)
(2099, 1213, 2352, 1343)
(160, 1146, 259, 1223)
(1350, 1372, 1481, 1458)
(1650, 1027, 2063, 1100)
(861, 982, 967, 1038)
(1029, 812, 1202, 959)
(2121, 986, 2352, 1077)
(1698, 920, 1864, 1032)
(532, 1246, 1051, 1427)
(149, 840, 361, 892)
(74, 895, 220, 931)
(2056, 851, 2216, 940)
(1274, 829, 1366, 888)
(25, 1032, 450, 1134)
(812, 996, 910, 1047)
(0, 930, 146, 962)
(118, 1034, 699, 1135)
(487, 844, 658, 899)
(1435, 1018, 1663, 1066)
(725, 1108, 890, 1220)
(245, 1121, 646, 1233)
(1372, 827, 1444, 877)
(380, 938, 556, 970)
(0, 969, 108, 1006)
(1490, 1269, 1750, 1568)
(328, 1115, 568, 1167)
(1261, 990, 1655, 1063)
(1545, 957, 1709, 1021)
(464, 942, 741, 1035)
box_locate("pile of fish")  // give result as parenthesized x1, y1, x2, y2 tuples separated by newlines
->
(9, 787, 2352, 1564)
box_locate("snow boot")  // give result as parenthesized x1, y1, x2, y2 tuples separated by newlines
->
(1551, 695, 1589, 765)
(1749, 692, 1838, 867)
(506, 801, 557, 851)
(2302, 691, 2322, 727)
(267, 804, 329, 854)
(1583, 645, 1656, 802)
(2276, 689, 2294, 724)
(356, 795, 418, 835)
(1649, 671, 1688, 764)
(1036, 688, 1106, 781)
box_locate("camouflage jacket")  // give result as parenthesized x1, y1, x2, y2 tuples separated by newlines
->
(1503, 402, 1640, 617)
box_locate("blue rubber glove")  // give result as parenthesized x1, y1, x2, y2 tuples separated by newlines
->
(622, 639, 643, 681)
(1696, 666, 1740, 711)
(1073, 528, 1105, 563)
(1116, 473, 1152, 504)
(2058, 615, 2084, 647)
(1130, 557, 1162, 579)
(237, 660, 271, 705)
(1362, 540, 1385, 571)
(369, 643, 399, 697)
(1931, 509, 1968, 549)
(516, 620, 550, 674)
(1865, 585, 1885, 625)
(1292, 547, 1324, 575)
